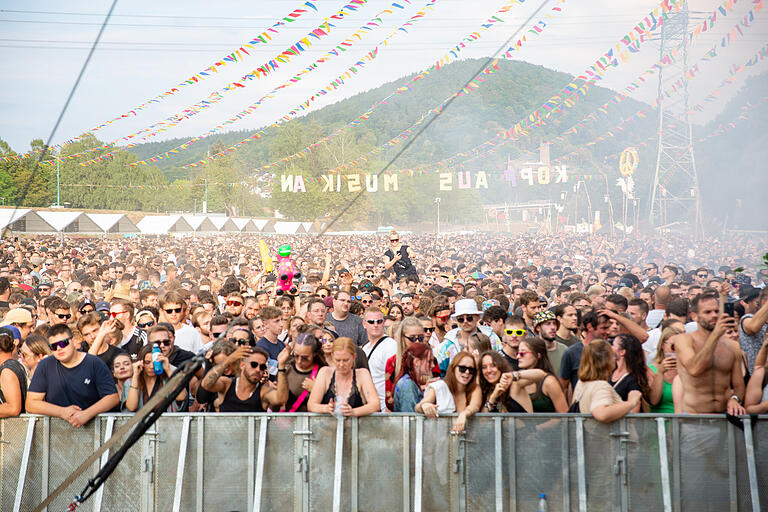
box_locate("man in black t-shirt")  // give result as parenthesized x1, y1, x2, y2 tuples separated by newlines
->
(26, 324, 118, 427)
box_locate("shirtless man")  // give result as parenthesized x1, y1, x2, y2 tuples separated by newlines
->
(676, 288, 746, 415)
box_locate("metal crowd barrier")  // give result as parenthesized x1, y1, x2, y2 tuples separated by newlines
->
(1, 413, 765, 512)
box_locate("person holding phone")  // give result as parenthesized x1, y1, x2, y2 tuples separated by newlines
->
(648, 326, 683, 413)
(201, 345, 288, 412)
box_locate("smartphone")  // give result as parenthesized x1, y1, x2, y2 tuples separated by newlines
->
(723, 302, 735, 317)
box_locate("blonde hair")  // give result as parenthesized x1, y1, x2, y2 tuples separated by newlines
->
(331, 337, 357, 358)
(586, 284, 606, 297)
(577, 339, 614, 382)
(393, 317, 423, 378)
(654, 326, 683, 365)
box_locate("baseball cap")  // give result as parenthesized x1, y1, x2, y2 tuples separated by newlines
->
(0, 308, 33, 326)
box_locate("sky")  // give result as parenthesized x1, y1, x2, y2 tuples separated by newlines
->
(0, 0, 765, 156)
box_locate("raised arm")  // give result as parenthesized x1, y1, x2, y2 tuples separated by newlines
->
(742, 299, 768, 336)
(599, 308, 649, 342)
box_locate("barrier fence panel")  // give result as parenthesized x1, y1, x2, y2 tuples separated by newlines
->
(0, 414, 765, 512)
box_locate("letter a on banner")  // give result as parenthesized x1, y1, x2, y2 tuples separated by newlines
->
(294, 175, 306, 193)
(475, 171, 488, 189)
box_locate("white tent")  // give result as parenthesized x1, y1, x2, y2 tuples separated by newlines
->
(84, 213, 139, 234)
(36, 210, 102, 233)
(0, 208, 55, 233)
(231, 218, 259, 233)
(251, 218, 276, 233)
(181, 215, 218, 232)
(136, 215, 194, 235)
(207, 216, 239, 232)
(273, 221, 306, 235)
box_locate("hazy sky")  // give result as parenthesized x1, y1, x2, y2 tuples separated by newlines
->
(0, 0, 765, 155)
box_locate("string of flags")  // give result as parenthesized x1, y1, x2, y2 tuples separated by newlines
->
(181, 0, 549, 171)
(4, 1, 320, 163)
(74, 0, 385, 167)
(247, 0, 567, 174)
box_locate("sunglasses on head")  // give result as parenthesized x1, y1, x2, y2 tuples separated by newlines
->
(164, 307, 183, 314)
(249, 361, 268, 371)
(49, 337, 71, 351)
(456, 365, 476, 375)
(455, 315, 475, 323)
(226, 300, 243, 307)
(404, 334, 424, 343)
(137, 320, 155, 329)
(366, 318, 384, 325)
(56, 313, 72, 320)
(504, 328, 526, 337)
(153, 338, 173, 347)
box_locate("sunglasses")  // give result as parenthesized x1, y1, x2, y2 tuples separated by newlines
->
(516, 350, 533, 358)
(615, 267, 625, 272)
(226, 300, 243, 307)
(423, 327, 435, 333)
(456, 365, 476, 375)
(390, 239, 399, 242)
(293, 353, 312, 361)
(249, 361, 268, 370)
(455, 316, 475, 323)
(361, 299, 373, 304)
(229, 338, 250, 346)
(404, 334, 425, 343)
(697, 274, 707, 278)
(643, 268, 654, 273)
(366, 318, 384, 325)
(164, 307, 183, 314)
(137, 320, 155, 329)
(435, 313, 451, 321)
(49, 337, 71, 351)
(56, 313, 72, 320)
(108, 311, 128, 318)
(80, 307, 95, 314)
(504, 328, 527, 337)
(152, 338, 173, 347)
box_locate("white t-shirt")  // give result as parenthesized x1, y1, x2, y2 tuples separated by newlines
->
(174, 324, 204, 354)
(643, 328, 661, 356)
(426, 380, 456, 414)
(363, 336, 397, 412)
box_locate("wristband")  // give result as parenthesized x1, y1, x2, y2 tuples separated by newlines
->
(729, 394, 741, 404)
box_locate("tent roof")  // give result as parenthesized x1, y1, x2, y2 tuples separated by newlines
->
(251, 218, 276, 233)
(136, 215, 194, 234)
(0, 209, 56, 232)
(231, 218, 258, 232)
(273, 221, 306, 234)
(84, 213, 139, 233)
(180, 215, 218, 232)
(207, 216, 239, 232)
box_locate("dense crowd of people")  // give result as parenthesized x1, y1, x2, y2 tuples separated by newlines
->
(0, 231, 766, 435)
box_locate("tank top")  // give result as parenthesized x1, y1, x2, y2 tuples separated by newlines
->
(529, 391, 555, 413)
(219, 378, 265, 412)
(321, 370, 364, 409)
(648, 363, 675, 414)
(0, 359, 27, 414)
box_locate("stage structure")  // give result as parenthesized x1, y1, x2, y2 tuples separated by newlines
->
(648, 3, 704, 238)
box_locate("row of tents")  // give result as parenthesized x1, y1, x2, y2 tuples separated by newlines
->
(0, 209, 325, 236)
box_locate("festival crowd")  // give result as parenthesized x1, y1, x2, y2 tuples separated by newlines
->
(0, 231, 766, 434)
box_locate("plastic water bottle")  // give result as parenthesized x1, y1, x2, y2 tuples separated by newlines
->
(334, 395, 346, 419)
(537, 493, 547, 512)
(152, 343, 163, 375)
